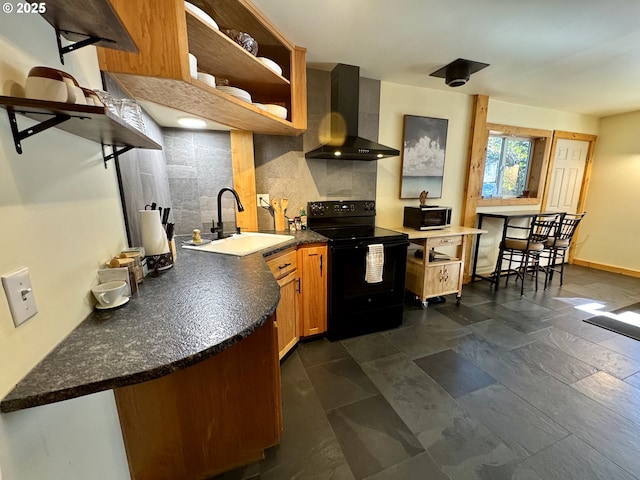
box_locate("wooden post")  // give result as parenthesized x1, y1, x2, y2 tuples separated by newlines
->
(461, 95, 489, 282)
(231, 130, 258, 231)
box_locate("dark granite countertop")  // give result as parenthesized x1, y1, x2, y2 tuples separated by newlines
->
(0, 230, 327, 413)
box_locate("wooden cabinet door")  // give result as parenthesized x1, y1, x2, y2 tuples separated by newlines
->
(275, 271, 299, 359)
(425, 264, 447, 297)
(297, 244, 327, 336)
(425, 261, 462, 296)
(440, 262, 462, 295)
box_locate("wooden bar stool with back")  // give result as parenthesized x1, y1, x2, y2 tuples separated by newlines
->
(542, 212, 587, 287)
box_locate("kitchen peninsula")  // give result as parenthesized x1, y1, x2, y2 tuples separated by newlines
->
(1, 231, 326, 479)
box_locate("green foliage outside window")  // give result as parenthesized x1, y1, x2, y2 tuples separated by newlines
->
(482, 135, 532, 198)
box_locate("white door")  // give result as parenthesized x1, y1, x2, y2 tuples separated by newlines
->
(546, 139, 588, 214)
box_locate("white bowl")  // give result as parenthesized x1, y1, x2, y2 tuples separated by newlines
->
(70, 85, 86, 105)
(185, 1, 219, 30)
(265, 104, 287, 119)
(25, 76, 68, 102)
(257, 57, 283, 76)
(197, 72, 216, 87)
(188, 53, 198, 79)
(82, 88, 102, 106)
(217, 86, 252, 103)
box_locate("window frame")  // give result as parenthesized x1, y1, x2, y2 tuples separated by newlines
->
(477, 123, 553, 207)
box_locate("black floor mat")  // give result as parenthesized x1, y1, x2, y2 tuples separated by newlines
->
(583, 302, 640, 341)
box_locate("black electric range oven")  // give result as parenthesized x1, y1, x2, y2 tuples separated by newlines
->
(308, 200, 409, 340)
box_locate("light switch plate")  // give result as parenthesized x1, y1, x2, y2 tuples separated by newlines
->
(2, 267, 38, 327)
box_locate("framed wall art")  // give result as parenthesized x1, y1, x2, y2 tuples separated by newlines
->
(400, 115, 448, 199)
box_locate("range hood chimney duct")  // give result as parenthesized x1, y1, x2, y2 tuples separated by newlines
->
(305, 64, 400, 161)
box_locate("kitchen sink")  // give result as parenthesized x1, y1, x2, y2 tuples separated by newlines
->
(182, 232, 294, 257)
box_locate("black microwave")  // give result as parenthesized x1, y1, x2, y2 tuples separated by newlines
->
(403, 206, 452, 230)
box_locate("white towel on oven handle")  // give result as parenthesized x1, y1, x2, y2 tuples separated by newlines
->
(365, 243, 384, 283)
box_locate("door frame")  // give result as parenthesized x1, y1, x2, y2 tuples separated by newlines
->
(541, 130, 598, 262)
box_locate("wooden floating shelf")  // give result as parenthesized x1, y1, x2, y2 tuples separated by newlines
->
(0, 95, 162, 152)
(40, 0, 138, 53)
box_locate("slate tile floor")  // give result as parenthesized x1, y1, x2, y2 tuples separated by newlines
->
(216, 265, 640, 480)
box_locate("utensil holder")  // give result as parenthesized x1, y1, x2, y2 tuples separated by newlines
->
(275, 212, 286, 231)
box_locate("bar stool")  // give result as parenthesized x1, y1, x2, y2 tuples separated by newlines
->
(542, 212, 586, 287)
(496, 212, 562, 295)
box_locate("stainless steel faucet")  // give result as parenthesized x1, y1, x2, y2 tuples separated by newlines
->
(211, 187, 245, 239)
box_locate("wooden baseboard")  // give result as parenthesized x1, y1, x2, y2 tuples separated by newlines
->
(572, 259, 640, 278)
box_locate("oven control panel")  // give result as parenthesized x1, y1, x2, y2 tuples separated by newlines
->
(308, 200, 376, 217)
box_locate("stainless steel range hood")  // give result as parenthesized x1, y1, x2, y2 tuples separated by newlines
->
(305, 64, 400, 161)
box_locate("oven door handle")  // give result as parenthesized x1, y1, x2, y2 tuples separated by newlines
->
(338, 239, 409, 250)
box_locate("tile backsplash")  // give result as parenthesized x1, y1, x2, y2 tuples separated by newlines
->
(159, 68, 381, 234)
(254, 68, 379, 230)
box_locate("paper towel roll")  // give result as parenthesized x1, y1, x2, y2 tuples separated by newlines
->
(140, 210, 170, 256)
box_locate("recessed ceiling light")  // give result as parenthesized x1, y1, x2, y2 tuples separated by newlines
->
(177, 117, 207, 128)
(334, 151, 342, 156)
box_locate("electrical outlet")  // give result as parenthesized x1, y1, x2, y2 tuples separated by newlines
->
(257, 193, 270, 208)
(2, 267, 38, 327)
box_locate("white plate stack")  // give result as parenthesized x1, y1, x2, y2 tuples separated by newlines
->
(217, 86, 252, 103)
(265, 104, 287, 119)
(185, 1, 219, 29)
(257, 57, 283, 76)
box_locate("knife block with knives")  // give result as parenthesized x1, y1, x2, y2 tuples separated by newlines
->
(271, 198, 288, 231)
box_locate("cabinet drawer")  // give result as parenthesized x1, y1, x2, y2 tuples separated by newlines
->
(266, 249, 297, 279)
(427, 235, 462, 248)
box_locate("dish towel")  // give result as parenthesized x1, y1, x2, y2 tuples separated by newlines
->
(365, 244, 384, 283)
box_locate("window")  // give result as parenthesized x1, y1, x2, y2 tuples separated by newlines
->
(477, 123, 552, 206)
(482, 135, 533, 198)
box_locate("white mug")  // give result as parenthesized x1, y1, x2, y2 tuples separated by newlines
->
(92, 280, 126, 307)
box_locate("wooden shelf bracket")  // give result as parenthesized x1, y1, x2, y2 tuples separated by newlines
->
(6, 108, 72, 154)
(55, 28, 113, 64)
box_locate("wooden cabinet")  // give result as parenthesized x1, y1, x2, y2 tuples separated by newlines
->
(267, 243, 328, 354)
(115, 317, 281, 480)
(266, 248, 299, 359)
(297, 244, 327, 336)
(394, 226, 485, 306)
(424, 261, 463, 296)
(96, 0, 306, 136)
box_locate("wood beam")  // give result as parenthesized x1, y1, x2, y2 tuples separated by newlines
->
(461, 95, 489, 282)
(231, 130, 258, 231)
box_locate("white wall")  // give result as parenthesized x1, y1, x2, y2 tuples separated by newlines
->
(578, 111, 640, 271)
(376, 82, 474, 228)
(376, 83, 600, 272)
(0, 13, 130, 479)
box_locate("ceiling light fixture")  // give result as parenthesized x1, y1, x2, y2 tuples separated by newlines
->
(429, 58, 490, 87)
(178, 117, 207, 128)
